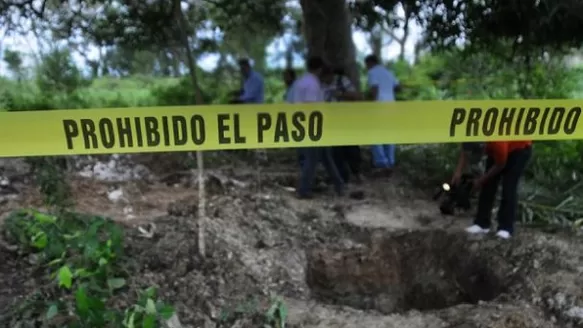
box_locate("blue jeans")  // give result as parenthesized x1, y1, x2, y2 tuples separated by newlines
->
(298, 147, 344, 197)
(372, 144, 395, 168)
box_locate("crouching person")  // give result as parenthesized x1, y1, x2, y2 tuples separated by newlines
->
(459, 141, 532, 239)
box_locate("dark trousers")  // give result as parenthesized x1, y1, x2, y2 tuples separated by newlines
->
(298, 147, 344, 196)
(297, 149, 305, 168)
(474, 146, 532, 234)
(332, 146, 362, 182)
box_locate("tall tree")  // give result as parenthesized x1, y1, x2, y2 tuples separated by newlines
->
(3, 49, 23, 80)
(300, 0, 360, 89)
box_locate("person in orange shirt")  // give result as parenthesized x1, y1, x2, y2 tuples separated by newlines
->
(452, 141, 532, 239)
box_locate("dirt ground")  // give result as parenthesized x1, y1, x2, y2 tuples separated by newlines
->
(1, 153, 583, 328)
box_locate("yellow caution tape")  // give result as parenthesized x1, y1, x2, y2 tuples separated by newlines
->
(0, 99, 581, 157)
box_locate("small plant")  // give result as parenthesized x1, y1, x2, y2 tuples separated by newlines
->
(264, 297, 287, 328)
(26, 156, 73, 210)
(2, 209, 175, 327)
(216, 295, 288, 328)
(122, 287, 175, 328)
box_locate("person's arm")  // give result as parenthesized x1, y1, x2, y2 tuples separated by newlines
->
(366, 70, 379, 100)
(239, 75, 262, 102)
(451, 148, 467, 184)
(476, 142, 507, 186)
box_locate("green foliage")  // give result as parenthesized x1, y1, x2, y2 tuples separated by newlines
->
(2, 209, 174, 327)
(3, 48, 24, 78)
(217, 295, 288, 328)
(26, 157, 73, 210)
(264, 297, 287, 328)
(36, 48, 91, 95)
(351, 0, 583, 54)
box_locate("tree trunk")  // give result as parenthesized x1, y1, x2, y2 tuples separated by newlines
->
(399, 10, 410, 61)
(174, 0, 207, 258)
(369, 27, 383, 60)
(300, 0, 360, 90)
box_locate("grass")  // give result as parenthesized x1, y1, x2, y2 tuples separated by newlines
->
(0, 76, 182, 110)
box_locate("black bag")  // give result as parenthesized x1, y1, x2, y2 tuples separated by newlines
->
(433, 173, 475, 215)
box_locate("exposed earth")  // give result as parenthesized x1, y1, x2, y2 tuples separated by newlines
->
(0, 151, 583, 328)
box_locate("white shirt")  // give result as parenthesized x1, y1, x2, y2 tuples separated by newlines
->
(367, 64, 399, 102)
(290, 73, 323, 103)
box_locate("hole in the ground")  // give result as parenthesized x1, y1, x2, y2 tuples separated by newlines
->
(306, 230, 510, 313)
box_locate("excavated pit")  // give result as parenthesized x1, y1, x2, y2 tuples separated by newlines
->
(306, 230, 512, 314)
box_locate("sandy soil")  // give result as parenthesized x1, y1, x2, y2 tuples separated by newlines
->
(0, 154, 582, 328)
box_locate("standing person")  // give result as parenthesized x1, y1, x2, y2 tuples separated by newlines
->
(453, 141, 532, 240)
(232, 58, 266, 161)
(232, 58, 264, 104)
(364, 55, 401, 175)
(320, 66, 363, 183)
(291, 57, 344, 199)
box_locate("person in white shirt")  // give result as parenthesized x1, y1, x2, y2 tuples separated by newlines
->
(292, 57, 344, 199)
(365, 54, 401, 174)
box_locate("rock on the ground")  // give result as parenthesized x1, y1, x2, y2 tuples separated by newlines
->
(77, 154, 153, 182)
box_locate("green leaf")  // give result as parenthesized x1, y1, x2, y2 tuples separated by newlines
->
(33, 212, 57, 224)
(46, 304, 58, 320)
(75, 287, 89, 315)
(57, 266, 73, 289)
(144, 287, 156, 299)
(47, 257, 63, 267)
(278, 301, 288, 328)
(142, 314, 156, 328)
(158, 304, 175, 320)
(124, 311, 136, 328)
(145, 299, 157, 315)
(74, 268, 92, 278)
(31, 231, 48, 249)
(63, 232, 81, 240)
(107, 277, 126, 290)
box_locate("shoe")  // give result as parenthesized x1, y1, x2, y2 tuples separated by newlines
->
(495, 230, 511, 240)
(465, 224, 490, 235)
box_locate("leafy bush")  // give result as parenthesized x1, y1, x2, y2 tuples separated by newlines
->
(2, 209, 175, 327)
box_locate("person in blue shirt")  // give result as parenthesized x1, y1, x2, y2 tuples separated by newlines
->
(365, 54, 401, 175)
(232, 58, 264, 104)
